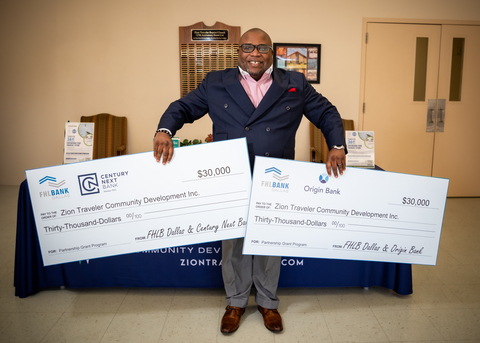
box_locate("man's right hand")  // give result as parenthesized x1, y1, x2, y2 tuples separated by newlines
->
(153, 132, 174, 165)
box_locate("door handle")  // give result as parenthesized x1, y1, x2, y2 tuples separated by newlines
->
(438, 109, 445, 123)
(436, 99, 446, 132)
(426, 99, 436, 132)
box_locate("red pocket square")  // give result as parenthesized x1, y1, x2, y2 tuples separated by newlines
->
(288, 88, 296, 92)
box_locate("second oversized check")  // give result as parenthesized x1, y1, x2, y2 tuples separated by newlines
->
(26, 139, 251, 266)
(243, 157, 449, 265)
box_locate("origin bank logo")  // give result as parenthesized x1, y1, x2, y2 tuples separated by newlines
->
(261, 167, 290, 191)
(78, 173, 100, 196)
(319, 173, 329, 184)
(38, 176, 69, 199)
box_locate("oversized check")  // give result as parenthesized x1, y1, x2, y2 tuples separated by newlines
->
(243, 157, 449, 265)
(26, 138, 251, 266)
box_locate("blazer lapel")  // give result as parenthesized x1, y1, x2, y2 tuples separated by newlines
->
(223, 68, 256, 117)
(247, 68, 288, 125)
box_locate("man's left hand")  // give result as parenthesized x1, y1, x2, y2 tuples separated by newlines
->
(326, 149, 346, 178)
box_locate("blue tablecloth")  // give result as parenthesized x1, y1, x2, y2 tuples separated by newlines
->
(14, 180, 412, 298)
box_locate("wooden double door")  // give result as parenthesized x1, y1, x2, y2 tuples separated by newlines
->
(361, 22, 480, 197)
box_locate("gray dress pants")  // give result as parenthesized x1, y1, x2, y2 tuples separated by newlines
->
(222, 237, 281, 309)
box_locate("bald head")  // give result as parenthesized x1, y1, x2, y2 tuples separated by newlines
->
(239, 28, 272, 46)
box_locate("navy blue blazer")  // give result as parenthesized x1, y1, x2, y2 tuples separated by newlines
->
(159, 67, 346, 167)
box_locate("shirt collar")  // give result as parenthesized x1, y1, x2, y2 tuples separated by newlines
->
(238, 65, 273, 81)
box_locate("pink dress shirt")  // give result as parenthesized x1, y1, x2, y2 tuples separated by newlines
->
(238, 66, 273, 108)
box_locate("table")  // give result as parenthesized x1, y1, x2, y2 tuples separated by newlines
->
(15, 180, 412, 298)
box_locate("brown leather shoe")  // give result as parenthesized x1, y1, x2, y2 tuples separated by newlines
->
(258, 305, 283, 332)
(220, 306, 245, 333)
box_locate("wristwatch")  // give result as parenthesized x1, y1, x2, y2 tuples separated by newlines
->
(331, 145, 345, 150)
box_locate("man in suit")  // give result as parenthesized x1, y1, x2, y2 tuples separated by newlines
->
(154, 28, 346, 333)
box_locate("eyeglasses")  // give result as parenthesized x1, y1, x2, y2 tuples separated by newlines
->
(239, 44, 272, 54)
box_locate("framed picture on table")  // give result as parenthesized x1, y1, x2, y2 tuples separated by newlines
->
(273, 43, 321, 83)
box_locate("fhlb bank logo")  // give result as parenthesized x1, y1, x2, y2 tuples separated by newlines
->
(78, 173, 100, 196)
(38, 176, 70, 199)
(261, 167, 290, 192)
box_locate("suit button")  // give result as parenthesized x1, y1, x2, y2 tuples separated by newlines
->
(224, 104, 228, 108)
(285, 106, 290, 110)
(266, 127, 271, 132)
(245, 127, 250, 131)
(265, 152, 270, 156)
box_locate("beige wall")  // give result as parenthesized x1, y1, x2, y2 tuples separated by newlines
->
(1, 0, 479, 185)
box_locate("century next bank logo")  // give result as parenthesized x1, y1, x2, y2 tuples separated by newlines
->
(38, 176, 70, 199)
(78, 173, 100, 196)
(261, 167, 290, 192)
(78, 170, 130, 195)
